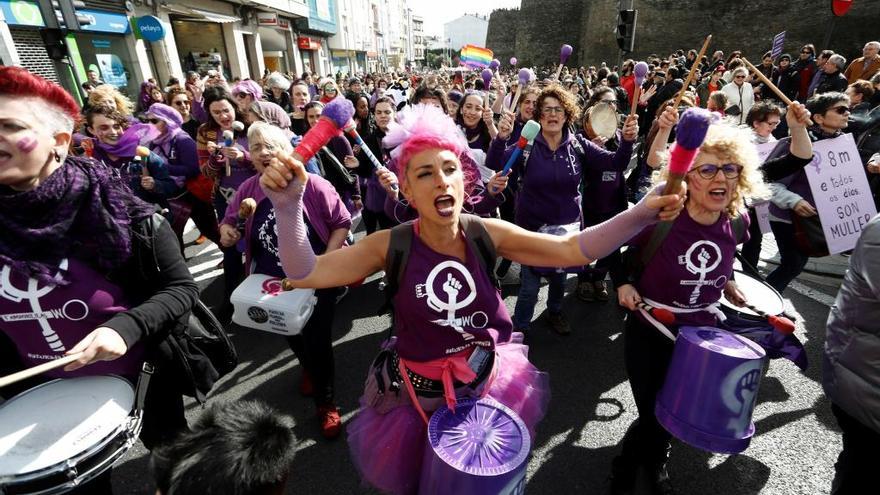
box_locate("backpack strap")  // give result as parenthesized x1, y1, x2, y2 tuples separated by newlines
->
(731, 213, 746, 244)
(381, 221, 416, 315)
(639, 220, 674, 268)
(459, 214, 499, 288)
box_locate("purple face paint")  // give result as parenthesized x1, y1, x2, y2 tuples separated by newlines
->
(16, 136, 37, 153)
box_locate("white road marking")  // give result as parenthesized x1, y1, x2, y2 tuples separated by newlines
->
(787, 280, 837, 307)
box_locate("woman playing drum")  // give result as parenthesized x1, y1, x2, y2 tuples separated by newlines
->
(609, 107, 770, 494)
(0, 68, 197, 492)
(261, 103, 685, 494)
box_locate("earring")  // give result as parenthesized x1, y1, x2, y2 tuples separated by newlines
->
(53, 149, 61, 162)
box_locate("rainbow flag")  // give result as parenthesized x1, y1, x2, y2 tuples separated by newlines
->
(460, 45, 493, 68)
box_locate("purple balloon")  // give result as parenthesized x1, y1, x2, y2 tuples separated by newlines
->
(510, 57, 518, 66)
(634, 61, 650, 85)
(518, 68, 531, 86)
(481, 68, 493, 87)
(560, 44, 573, 63)
(489, 59, 500, 70)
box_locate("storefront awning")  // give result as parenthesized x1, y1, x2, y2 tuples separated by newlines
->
(190, 9, 240, 24)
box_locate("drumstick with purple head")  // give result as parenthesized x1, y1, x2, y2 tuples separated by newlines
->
(509, 57, 518, 67)
(508, 68, 532, 112)
(553, 44, 573, 81)
(481, 68, 494, 107)
(630, 61, 649, 116)
(661, 107, 714, 196)
(237, 198, 257, 234)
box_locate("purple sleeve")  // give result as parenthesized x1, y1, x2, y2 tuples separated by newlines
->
(319, 180, 353, 234)
(167, 136, 200, 178)
(264, 180, 316, 280)
(221, 189, 244, 227)
(191, 98, 208, 123)
(486, 137, 509, 172)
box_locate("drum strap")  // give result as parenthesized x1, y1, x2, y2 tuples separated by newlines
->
(133, 361, 155, 413)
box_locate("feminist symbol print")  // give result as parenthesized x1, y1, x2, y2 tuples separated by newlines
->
(678, 240, 726, 305)
(422, 261, 479, 340)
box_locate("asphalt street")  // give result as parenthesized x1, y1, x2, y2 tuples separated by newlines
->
(110, 226, 844, 495)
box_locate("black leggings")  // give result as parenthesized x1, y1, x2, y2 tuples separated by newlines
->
(286, 287, 339, 406)
(617, 314, 676, 468)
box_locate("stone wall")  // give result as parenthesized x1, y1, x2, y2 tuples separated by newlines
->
(487, 0, 880, 69)
(486, 8, 519, 65)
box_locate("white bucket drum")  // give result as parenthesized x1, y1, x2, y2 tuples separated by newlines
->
(0, 375, 141, 494)
(231, 274, 317, 336)
(720, 270, 785, 321)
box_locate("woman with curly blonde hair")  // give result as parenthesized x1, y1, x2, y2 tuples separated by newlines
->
(608, 106, 794, 494)
(492, 83, 640, 335)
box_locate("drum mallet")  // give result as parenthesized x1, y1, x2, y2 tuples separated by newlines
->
(481, 68, 494, 108)
(508, 68, 532, 113)
(0, 353, 85, 389)
(237, 198, 257, 235)
(636, 302, 676, 325)
(673, 35, 712, 108)
(743, 303, 796, 334)
(661, 107, 715, 196)
(553, 44, 573, 81)
(741, 58, 794, 106)
(630, 61, 649, 117)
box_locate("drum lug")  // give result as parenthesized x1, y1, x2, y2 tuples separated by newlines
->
(65, 459, 78, 482)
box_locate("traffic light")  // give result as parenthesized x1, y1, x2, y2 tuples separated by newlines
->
(616, 9, 637, 53)
(46, 0, 94, 31)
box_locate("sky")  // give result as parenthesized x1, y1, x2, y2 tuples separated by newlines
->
(409, 0, 521, 39)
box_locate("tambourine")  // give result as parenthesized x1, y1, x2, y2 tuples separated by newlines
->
(584, 102, 619, 141)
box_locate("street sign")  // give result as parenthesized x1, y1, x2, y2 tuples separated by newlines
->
(136, 15, 165, 42)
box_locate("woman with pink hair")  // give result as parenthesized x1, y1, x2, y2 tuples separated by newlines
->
(261, 104, 686, 494)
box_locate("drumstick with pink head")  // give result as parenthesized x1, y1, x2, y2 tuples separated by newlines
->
(508, 68, 532, 113)
(630, 61, 650, 116)
(661, 107, 714, 197)
(553, 44, 573, 81)
(481, 68, 493, 107)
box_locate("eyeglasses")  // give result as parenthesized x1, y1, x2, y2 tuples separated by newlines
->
(690, 163, 743, 180)
(542, 106, 565, 115)
(830, 106, 850, 115)
(173, 100, 190, 107)
(146, 118, 161, 124)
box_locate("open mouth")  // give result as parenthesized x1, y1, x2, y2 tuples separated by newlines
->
(0, 150, 11, 163)
(709, 187, 728, 200)
(434, 194, 455, 217)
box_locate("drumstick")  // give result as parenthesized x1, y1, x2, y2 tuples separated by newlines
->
(630, 61, 649, 116)
(673, 35, 712, 108)
(741, 58, 793, 106)
(742, 302, 796, 334)
(636, 302, 676, 325)
(0, 353, 85, 389)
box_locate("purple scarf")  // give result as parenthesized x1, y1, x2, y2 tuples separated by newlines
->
(95, 122, 159, 157)
(147, 102, 185, 148)
(0, 156, 156, 285)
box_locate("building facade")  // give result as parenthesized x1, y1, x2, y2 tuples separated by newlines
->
(443, 13, 488, 51)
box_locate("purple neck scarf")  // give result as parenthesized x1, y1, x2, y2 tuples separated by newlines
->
(0, 156, 156, 285)
(96, 122, 159, 157)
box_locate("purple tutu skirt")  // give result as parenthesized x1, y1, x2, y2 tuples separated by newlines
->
(347, 333, 549, 495)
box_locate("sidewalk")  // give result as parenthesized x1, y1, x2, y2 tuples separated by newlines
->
(754, 233, 849, 278)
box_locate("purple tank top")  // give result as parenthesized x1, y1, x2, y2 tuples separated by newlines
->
(393, 232, 512, 362)
(0, 259, 144, 379)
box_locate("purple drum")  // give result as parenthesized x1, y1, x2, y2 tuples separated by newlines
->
(419, 397, 529, 495)
(656, 326, 767, 454)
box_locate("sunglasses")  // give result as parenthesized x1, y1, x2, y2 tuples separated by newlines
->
(146, 118, 161, 124)
(829, 106, 850, 115)
(735, 75, 746, 79)
(323, 86, 337, 92)
(173, 100, 190, 107)
(690, 163, 743, 180)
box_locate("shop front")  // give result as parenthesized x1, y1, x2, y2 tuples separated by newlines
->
(298, 35, 322, 75)
(257, 12, 293, 75)
(167, 6, 238, 78)
(67, 8, 138, 97)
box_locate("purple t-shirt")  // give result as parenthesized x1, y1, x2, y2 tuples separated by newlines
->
(635, 209, 750, 327)
(250, 198, 325, 278)
(0, 259, 144, 379)
(393, 231, 512, 361)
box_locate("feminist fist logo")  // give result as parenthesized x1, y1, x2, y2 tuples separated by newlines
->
(423, 261, 478, 339)
(720, 360, 763, 437)
(678, 240, 726, 305)
(261, 277, 284, 296)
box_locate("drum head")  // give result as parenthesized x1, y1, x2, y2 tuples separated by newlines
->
(588, 103, 618, 139)
(0, 376, 134, 477)
(721, 270, 785, 317)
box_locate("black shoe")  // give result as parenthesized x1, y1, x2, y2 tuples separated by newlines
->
(649, 465, 675, 495)
(608, 456, 636, 495)
(547, 311, 570, 335)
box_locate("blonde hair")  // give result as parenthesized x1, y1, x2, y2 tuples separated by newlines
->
(88, 84, 134, 116)
(658, 124, 770, 218)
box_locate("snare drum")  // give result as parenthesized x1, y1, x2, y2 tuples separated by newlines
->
(0, 376, 142, 495)
(720, 270, 784, 321)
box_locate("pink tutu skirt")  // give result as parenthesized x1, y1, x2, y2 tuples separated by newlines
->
(347, 333, 550, 495)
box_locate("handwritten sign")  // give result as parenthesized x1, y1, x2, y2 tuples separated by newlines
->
(754, 201, 772, 234)
(806, 134, 877, 254)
